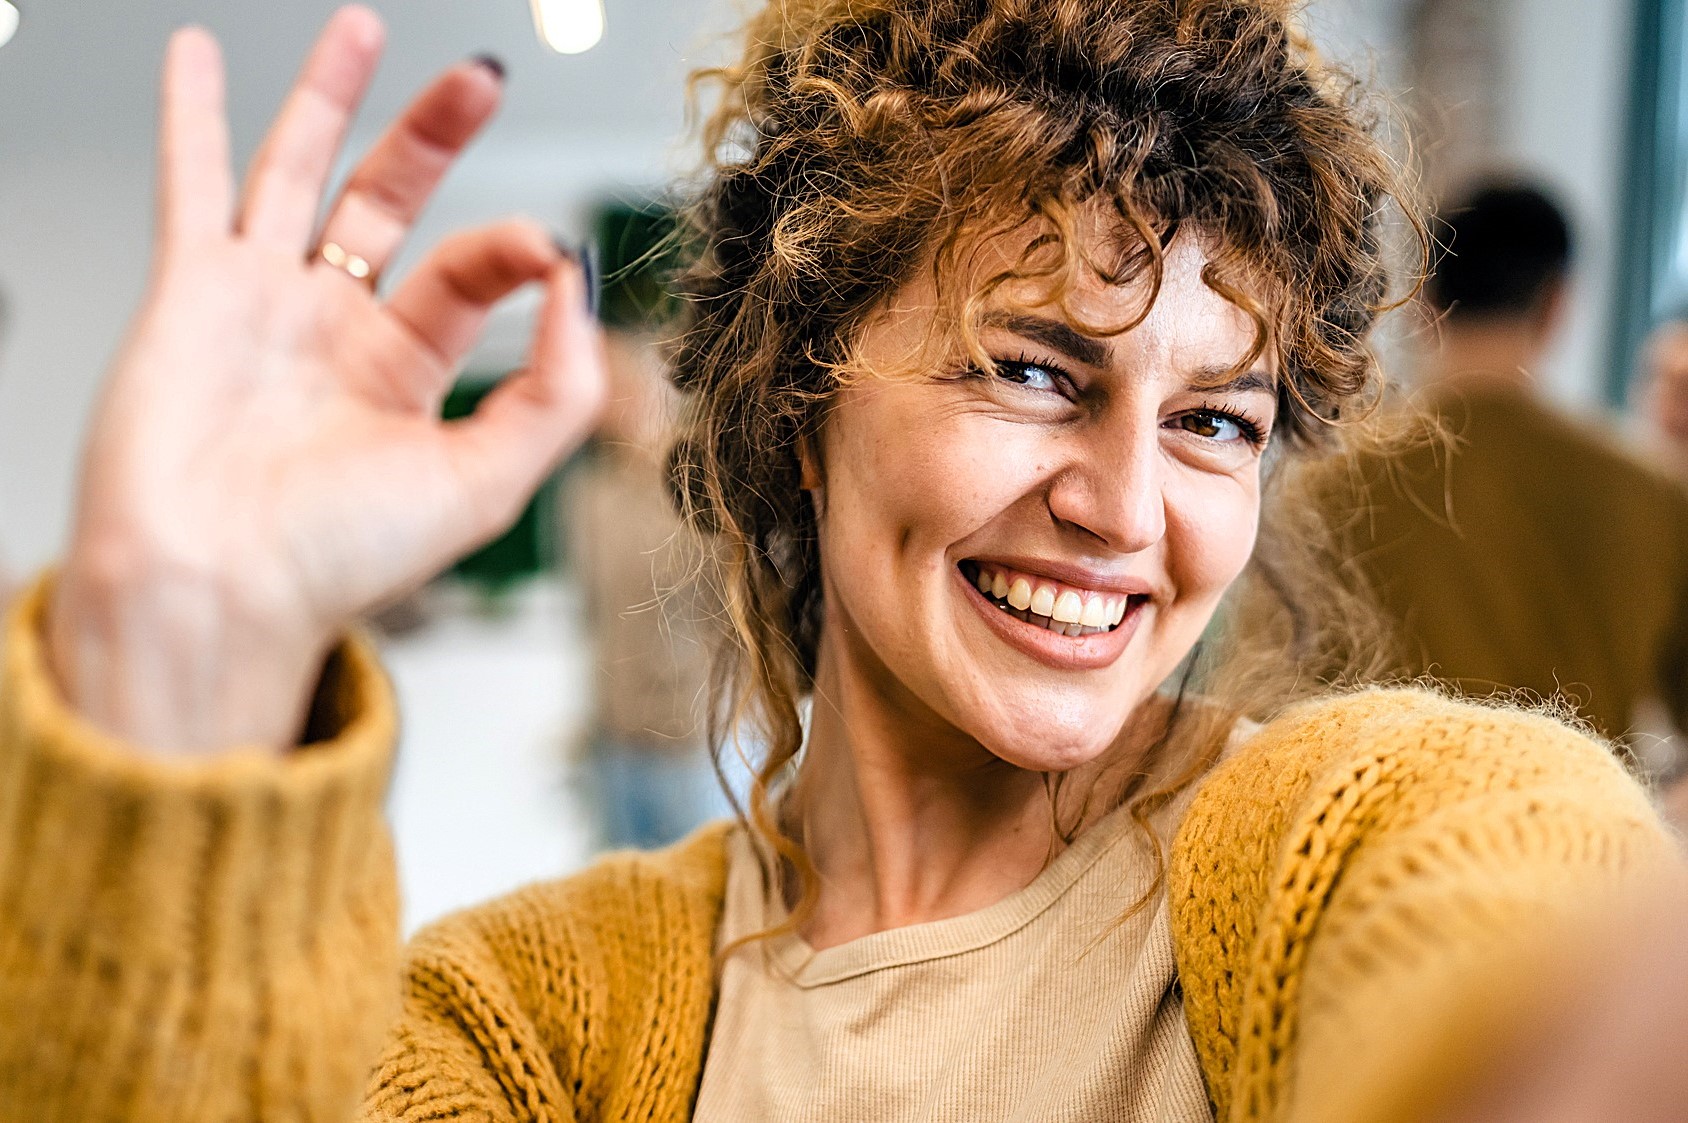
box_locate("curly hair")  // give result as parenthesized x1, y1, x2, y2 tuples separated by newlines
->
(666, 0, 1422, 908)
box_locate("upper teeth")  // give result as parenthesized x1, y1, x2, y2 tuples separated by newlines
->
(971, 564, 1130, 629)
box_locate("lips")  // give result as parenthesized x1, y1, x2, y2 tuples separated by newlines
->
(955, 559, 1150, 670)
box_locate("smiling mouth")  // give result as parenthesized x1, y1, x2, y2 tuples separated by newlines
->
(959, 561, 1149, 639)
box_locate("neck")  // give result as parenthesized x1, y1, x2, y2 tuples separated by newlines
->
(1422, 319, 1548, 392)
(787, 639, 1061, 950)
(785, 625, 1178, 949)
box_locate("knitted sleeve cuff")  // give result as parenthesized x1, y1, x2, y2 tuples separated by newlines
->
(0, 573, 403, 1120)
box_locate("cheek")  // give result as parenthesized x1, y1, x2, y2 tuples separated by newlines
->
(823, 403, 1048, 560)
(1163, 470, 1262, 599)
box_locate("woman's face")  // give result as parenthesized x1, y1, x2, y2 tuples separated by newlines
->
(808, 233, 1277, 772)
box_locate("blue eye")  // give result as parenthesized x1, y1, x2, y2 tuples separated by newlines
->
(994, 360, 1061, 393)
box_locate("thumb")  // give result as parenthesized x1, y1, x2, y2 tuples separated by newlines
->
(442, 257, 608, 547)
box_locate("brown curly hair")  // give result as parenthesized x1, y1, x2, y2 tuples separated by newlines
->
(667, 0, 1422, 901)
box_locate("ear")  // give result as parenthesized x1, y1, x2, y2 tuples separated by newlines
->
(797, 433, 823, 492)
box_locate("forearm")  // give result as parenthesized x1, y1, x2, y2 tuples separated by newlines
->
(0, 577, 402, 1121)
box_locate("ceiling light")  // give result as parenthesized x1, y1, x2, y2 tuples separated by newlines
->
(530, 0, 604, 54)
(0, 2, 19, 49)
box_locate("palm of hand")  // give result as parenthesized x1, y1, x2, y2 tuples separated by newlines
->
(95, 247, 487, 629)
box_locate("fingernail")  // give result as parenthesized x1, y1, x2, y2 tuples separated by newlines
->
(550, 237, 599, 318)
(578, 241, 599, 319)
(470, 53, 506, 80)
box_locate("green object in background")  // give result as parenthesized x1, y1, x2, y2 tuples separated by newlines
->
(593, 199, 683, 331)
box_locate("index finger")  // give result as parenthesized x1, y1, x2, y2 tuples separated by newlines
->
(158, 27, 234, 245)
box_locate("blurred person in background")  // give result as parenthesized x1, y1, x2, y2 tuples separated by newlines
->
(0, 7, 1680, 1123)
(1322, 181, 1688, 791)
(565, 202, 736, 849)
(1639, 313, 1688, 479)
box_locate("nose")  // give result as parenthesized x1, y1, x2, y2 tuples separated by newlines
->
(1044, 416, 1167, 553)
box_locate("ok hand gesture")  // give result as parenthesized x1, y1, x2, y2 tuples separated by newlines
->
(49, 7, 607, 754)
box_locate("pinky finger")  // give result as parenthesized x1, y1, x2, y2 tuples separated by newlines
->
(443, 260, 608, 541)
(158, 27, 234, 245)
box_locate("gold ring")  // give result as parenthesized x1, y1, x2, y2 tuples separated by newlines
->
(317, 241, 376, 286)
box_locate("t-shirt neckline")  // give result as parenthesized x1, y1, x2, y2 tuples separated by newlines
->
(739, 796, 1156, 988)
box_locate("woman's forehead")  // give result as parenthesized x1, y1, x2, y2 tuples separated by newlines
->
(975, 239, 1271, 367)
(943, 210, 1263, 319)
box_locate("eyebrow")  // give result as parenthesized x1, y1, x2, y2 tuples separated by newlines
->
(987, 313, 1113, 369)
(986, 313, 1278, 396)
(1186, 366, 1278, 396)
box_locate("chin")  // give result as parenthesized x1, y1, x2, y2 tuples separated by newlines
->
(966, 696, 1136, 774)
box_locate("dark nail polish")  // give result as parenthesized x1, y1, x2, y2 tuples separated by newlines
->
(578, 241, 600, 319)
(549, 237, 598, 318)
(470, 53, 507, 80)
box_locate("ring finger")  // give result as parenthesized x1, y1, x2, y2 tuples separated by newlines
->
(312, 56, 506, 286)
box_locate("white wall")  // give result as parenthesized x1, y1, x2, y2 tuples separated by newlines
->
(1494, 0, 1638, 409)
(0, 151, 154, 570)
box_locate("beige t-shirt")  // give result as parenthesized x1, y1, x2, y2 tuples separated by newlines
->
(693, 791, 1215, 1122)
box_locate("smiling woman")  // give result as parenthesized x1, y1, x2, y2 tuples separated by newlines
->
(0, 1, 1679, 1121)
(665, 0, 1408, 935)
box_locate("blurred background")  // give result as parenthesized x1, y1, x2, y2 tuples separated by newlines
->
(0, 0, 1684, 930)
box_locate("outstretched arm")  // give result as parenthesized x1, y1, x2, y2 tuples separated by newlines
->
(1172, 688, 1683, 1123)
(1, 8, 607, 1118)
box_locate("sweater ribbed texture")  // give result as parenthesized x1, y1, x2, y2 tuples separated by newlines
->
(0, 578, 1679, 1122)
(359, 826, 726, 1121)
(0, 579, 399, 1121)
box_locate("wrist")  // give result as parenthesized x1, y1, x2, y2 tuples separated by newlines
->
(48, 540, 332, 756)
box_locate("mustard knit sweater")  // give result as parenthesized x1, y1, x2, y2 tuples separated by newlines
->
(0, 581, 1677, 1123)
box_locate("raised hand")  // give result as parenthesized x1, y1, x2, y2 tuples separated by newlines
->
(48, 7, 607, 755)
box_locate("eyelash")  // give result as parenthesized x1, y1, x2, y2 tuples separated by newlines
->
(1185, 399, 1270, 448)
(980, 355, 1270, 448)
(984, 353, 1077, 397)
